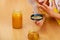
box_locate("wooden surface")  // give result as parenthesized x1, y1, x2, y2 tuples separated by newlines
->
(0, 0, 60, 40)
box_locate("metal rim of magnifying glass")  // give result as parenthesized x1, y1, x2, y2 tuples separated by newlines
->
(31, 14, 43, 21)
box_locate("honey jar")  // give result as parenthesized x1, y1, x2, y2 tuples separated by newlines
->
(28, 31, 39, 40)
(12, 11, 22, 29)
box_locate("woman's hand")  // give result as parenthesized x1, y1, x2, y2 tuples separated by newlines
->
(37, 0, 60, 19)
(35, 15, 45, 27)
(35, 0, 60, 27)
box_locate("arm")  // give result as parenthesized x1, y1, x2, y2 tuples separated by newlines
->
(47, 10, 60, 19)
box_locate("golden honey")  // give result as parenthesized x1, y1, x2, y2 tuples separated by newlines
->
(28, 31, 39, 40)
(12, 11, 22, 29)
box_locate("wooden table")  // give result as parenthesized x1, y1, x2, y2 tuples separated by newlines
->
(0, 0, 60, 40)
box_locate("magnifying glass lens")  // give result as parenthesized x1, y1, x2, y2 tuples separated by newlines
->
(31, 14, 43, 21)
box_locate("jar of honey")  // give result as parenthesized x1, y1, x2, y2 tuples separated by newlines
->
(12, 10, 22, 29)
(28, 31, 39, 40)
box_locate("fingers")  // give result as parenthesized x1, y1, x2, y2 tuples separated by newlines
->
(35, 20, 44, 26)
(43, 4, 49, 9)
(38, 4, 48, 12)
(36, 0, 49, 12)
(37, 3, 50, 15)
(35, 16, 45, 26)
(40, 4, 50, 13)
(44, 0, 49, 6)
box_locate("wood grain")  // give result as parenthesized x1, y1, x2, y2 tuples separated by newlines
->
(0, 0, 60, 40)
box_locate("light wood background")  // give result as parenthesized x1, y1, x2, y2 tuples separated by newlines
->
(0, 0, 60, 40)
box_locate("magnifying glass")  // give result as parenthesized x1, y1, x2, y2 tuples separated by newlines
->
(31, 13, 43, 21)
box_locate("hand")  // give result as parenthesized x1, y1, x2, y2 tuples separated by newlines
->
(35, 0, 60, 27)
(35, 14, 46, 27)
(37, 0, 60, 19)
